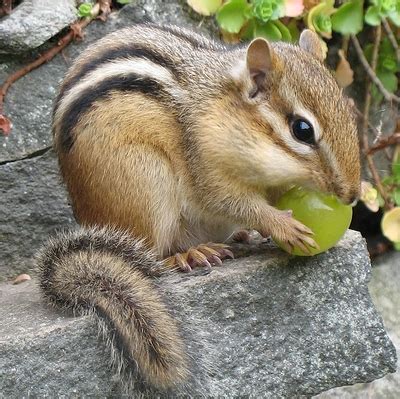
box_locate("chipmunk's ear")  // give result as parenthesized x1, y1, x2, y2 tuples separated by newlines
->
(299, 30, 324, 61)
(246, 38, 276, 96)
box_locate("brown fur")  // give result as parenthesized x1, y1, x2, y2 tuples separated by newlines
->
(37, 227, 189, 391)
(58, 92, 189, 255)
(42, 24, 361, 392)
(54, 25, 360, 253)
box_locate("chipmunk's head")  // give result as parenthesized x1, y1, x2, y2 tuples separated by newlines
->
(224, 30, 360, 205)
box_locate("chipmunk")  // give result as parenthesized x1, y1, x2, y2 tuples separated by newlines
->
(37, 23, 361, 394)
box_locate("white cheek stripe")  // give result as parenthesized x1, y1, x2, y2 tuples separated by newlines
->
(54, 58, 175, 125)
(260, 144, 308, 185)
(257, 105, 315, 157)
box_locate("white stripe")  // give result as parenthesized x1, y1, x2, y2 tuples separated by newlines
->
(257, 105, 315, 157)
(54, 58, 175, 126)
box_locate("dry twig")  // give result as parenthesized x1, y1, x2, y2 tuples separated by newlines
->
(0, 3, 102, 135)
(367, 133, 400, 155)
(351, 34, 400, 104)
(0, 0, 13, 16)
(382, 18, 400, 63)
(358, 25, 393, 209)
(98, 0, 112, 21)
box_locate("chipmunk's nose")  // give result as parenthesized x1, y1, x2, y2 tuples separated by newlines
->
(333, 184, 361, 206)
(349, 196, 359, 207)
(333, 183, 360, 206)
(344, 189, 360, 206)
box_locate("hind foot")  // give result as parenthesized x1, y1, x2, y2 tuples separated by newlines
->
(164, 243, 234, 272)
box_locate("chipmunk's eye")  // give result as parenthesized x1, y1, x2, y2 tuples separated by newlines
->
(290, 117, 316, 145)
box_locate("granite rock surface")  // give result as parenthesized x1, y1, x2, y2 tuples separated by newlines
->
(0, 231, 397, 397)
(0, 2, 397, 397)
(315, 251, 400, 399)
(0, 0, 78, 54)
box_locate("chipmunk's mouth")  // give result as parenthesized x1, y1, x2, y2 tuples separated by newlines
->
(310, 171, 359, 205)
(330, 182, 360, 206)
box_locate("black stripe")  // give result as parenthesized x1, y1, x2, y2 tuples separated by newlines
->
(54, 45, 180, 114)
(58, 74, 167, 151)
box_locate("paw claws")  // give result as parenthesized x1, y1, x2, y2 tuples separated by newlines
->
(270, 213, 318, 255)
(210, 255, 223, 266)
(279, 241, 293, 254)
(293, 240, 312, 255)
(304, 236, 319, 249)
(219, 248, 234, 259)
(171, 252, 192, 272)
(165, 242, 233, 271)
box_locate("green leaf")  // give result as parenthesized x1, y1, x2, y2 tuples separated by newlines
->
(240, 19, 256, 40)
(378, 38, 400, 72)
(365, 5, 382, 26)
(117, 0, 133, 4)
(377, 191, 385, 207)
(367, 38, 400, 85)
(394, 189, 400, 206)
(377, 69, 398, 93)
(314, 13, 332, 35)
(252, 0, 285, 23)
(254, 20, 282, 40)
(392, 162, 400, 176)
(78, 3, 93, 17)
(394, 242, 400, 251)
(381, 57, 398, 72)
(363, 43, 373, 62)
(216, 0, 249, 33)
(388, 8, 400, 26)
(273, 20, 292, 41)
(380, 37, 394, 55)
(382, 207, 400, 242)
(371, 85, 383, 102)
(187, 0, 222, 16)
(307, 0, 335, 38)
(381, 0, 396, 14)
(271, 4, 285, 21)
(382, 175, 395, 185)
(332, 0, 364, 35)
(286, 18, 300, 42)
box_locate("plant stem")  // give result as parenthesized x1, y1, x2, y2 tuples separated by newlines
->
(367, 133, 400, 155)
(382, 18, 400, 63)
(0, 0, 12, 16)
(351, 34, 400, 104)
(359, 25, 392, 209)
(0, 3, 101, 135)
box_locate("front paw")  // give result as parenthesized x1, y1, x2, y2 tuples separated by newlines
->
(268, 210, 318, 254)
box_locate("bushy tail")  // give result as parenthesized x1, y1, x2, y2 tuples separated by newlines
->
(36, 226, 189, 391)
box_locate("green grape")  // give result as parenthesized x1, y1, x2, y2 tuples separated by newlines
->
(276, 186, 352, 256)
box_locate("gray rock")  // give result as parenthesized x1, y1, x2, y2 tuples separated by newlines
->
(0, 0, 78, 54)
(0, 3, 397, 396)
(0, 150, 76, 281)
(315, 251, 400, 398)
(0, 231, 397, 397)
